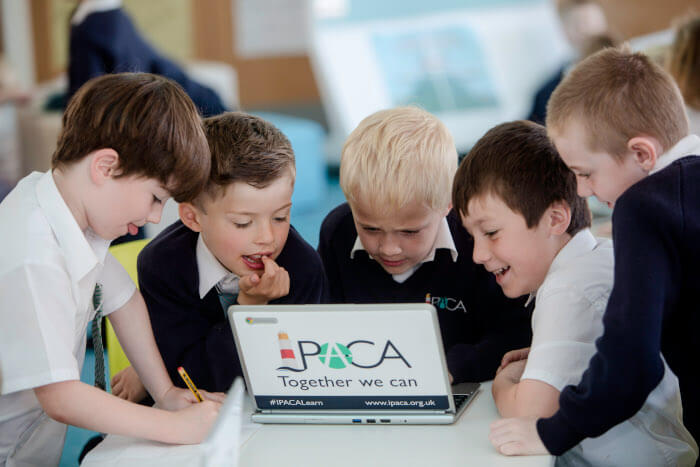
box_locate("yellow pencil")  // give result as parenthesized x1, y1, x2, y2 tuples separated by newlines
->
(178, 366, 203, 402)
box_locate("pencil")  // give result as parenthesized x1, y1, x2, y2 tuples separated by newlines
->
(178, 366, 204, 402)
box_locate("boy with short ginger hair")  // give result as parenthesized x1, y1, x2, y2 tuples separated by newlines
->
(455, 120, 696, 466)
(319, 106, 531, 383)
(0, 73, 221, 465)
(116, 112, 327, 398)
(489, 47, 700, 459)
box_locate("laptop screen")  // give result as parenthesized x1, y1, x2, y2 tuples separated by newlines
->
(230, 304, 452, 411)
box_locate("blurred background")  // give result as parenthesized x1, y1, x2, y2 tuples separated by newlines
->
(1, 0, 698, 245)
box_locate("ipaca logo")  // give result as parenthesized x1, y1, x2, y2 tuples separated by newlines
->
(277, 332, 411, 372)
(425, 293, 467, 312)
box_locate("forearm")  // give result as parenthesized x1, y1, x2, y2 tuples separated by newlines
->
(492, 371, 520, 417)
(109, 292, 174, 403)
(493, 374, 560, 419)
(35, 380, 185, 444)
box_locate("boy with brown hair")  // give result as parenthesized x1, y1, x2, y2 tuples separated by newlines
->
(318, 106, 530, 383)
(489, 47, 700, 459)
(0, 73, 222, 465)
(112, 111, 327, 400)
(455, 120, 696, 466)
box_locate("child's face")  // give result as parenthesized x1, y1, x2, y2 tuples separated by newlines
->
(551, 119, 647, 208)
(195, 174, 293, 277)
(351, 198, 448, 275)
(95, 175, 169, 240)
(461, 194, 561, 299)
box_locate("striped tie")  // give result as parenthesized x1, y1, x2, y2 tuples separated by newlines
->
(92, 283, 106, 391)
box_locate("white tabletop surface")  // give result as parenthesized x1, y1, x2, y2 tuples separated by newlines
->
(83, 382, 554, 467)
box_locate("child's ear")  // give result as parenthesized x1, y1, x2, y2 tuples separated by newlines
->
(89, 149, 120, 185)
(179, 202, 204, 232)
(547, 201, 571, 236)
(627, 136, 661, 172)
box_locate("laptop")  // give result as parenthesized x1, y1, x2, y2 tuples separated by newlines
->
(228, 303, 479, 424)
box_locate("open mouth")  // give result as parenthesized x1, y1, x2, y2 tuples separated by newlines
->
(127, 223, 140, 235)
(493, 266, 510, 283)
(242, 254, 267, 270)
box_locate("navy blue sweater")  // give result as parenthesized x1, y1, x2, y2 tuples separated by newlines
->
(68, 8, 226, 117)
(538, 156, 700, 454)
(138, 221, 328, 393)
(318, 203, 532, 383)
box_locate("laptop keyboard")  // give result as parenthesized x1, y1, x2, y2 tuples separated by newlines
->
(453, 393, 472, 411)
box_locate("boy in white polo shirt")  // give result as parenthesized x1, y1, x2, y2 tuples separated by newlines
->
(0, 73, 222, 465)
(453, 120, 697, 466)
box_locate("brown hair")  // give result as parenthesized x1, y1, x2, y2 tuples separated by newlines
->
(53, 73, 210, 202)
(667, 14, 700, 110)
(546, 47, 689, 160)
(452, 120, 590, 236)
(200, 112, 295, 203)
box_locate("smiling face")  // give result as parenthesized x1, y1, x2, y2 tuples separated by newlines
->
(550, 119, 648, 208)
(351, 199, 448, 275)
(461, 193, 569, 298)
(186, 173, 293, 276)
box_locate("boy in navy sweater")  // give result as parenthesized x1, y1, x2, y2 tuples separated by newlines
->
(489, 48, 700, 459)
(318, 106, 531, 384)
(458, 121, 696, 466)
(112, 112, 327, 399)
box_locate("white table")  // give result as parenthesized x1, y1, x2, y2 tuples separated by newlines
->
(84, 382, 554, 467)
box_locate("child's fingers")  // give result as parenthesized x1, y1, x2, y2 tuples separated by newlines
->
(261, 255, 280, 277)
(200, 389, 226, 403)
(239, 273, 260, 291)
(112, 381, 125, 398)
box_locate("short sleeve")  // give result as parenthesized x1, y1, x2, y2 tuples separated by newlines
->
(0, 264, 81, 394)
(98, 252, 136, 316)
(521, 286, 605, 391)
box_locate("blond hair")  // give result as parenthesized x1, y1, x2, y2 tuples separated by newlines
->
(667, 14, 700, 110)
(547, 47, 689, 160)
(340, 107, 457, 215)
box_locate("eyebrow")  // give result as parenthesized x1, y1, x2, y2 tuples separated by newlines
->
(227, 202, 292, 216)
(358, 221, 429, 231)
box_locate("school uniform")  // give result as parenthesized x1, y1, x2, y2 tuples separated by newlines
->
(0, 171, 135, 465)
(522, 229, 697, 466)
(318, 203, 532, 383)
(138, 220, 328, 394)
(537, 135, 700, 457)
(68, 0, 226, 117)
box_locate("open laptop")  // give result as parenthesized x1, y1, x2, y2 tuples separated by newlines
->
(228, 303, 479, 424)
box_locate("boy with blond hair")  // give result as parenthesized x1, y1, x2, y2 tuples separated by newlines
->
(318, 106, 530, 383)
(111, 112, 328, 400)
(0, 73, 222, 465)
(489, 47, 700, 458)
(455, 120, 696, 466)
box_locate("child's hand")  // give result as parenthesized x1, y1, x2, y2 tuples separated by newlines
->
(238, 256, 290, 305)
(111, 366, 147, 402)
(157, 385, 227, 410)
(489, 415, 547, 456)
(497, 359, 528, 385)
(497, 347, 530, 374)
(170, 400, 222, 444)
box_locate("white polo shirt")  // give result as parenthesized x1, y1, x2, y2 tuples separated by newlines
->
(521, 229, 697, 466)
(0, 171, 135, 466)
